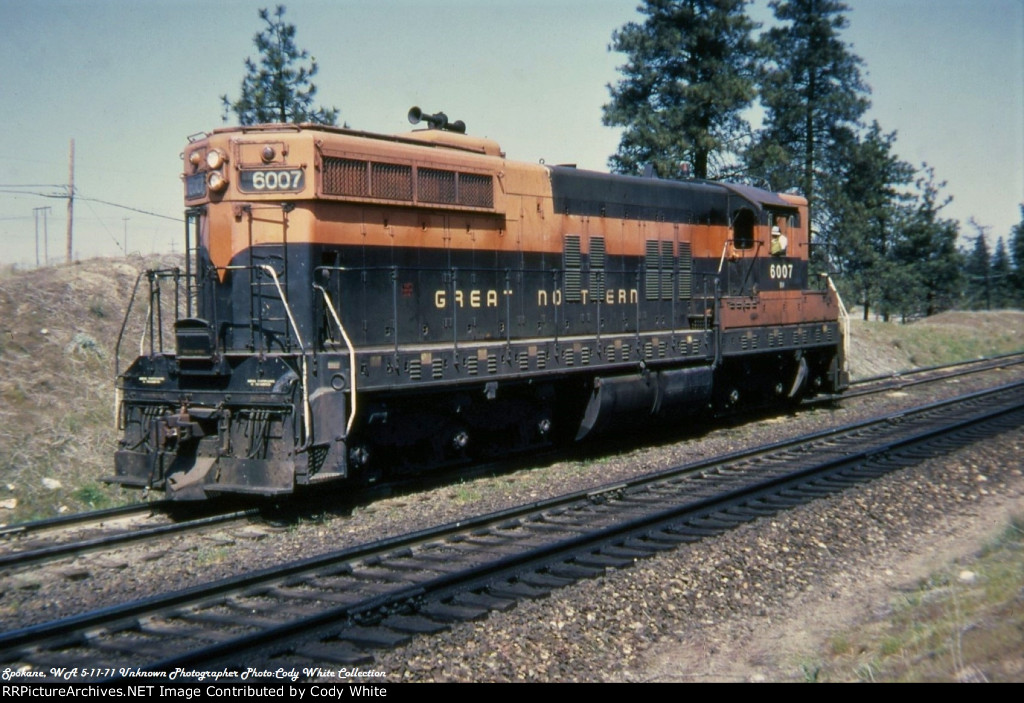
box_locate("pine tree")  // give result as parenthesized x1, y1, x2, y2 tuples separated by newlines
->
(746, 0, 869, 220)
(965, 221, 992, 310)
(1009, 205, 1024, 301)
(889, 166, 961, 318)
(819, 122, 913, 319)
(990, 237, 1013, 308)
(221, 5, 339, 126)
(603, 0, 759, 180)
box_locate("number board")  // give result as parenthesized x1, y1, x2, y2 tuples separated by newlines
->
(238, 169, 305, 193)
(185, 173, 206, 200)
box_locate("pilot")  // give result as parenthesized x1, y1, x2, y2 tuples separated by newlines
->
(770, 226, 788, 256)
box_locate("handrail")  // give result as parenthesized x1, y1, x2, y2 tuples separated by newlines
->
(717, 238, 732, 275)
(114, 268, 185, 429)
(114, 271, 147, 382)
(825, 273, 851, 375)
(314, 285, 358, 434)
(217, 264, 312, 448)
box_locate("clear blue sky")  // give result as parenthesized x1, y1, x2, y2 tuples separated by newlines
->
(1, 0, 1021, 267)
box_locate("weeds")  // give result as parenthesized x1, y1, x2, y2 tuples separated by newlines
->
(195, 545, 230, 566)
(816, 512, 1024, 682)
(0, 255, 180, 523)
(452, 479, 481, 503)
(828, 634, 852, 656)
(73, 482, 112, 510)
(799, 661, 821, 682)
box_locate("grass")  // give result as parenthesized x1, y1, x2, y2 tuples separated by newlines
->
(450, 479, 482, 504)
(194, 545, 231, 566)
(0, 255, 177, 524)
(73, 482, 115, 510)
(848, 309, 1024, 379)
(813, 512, 1024, 682)
(828, 633, 852, 656)
(799, 660, 822, 683)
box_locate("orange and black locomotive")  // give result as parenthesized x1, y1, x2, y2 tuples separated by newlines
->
(111, 109, 848, 500)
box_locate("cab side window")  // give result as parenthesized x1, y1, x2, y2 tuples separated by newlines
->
(733, 209, 755, 250)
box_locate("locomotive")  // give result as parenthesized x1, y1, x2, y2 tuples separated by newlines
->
(111, 109, 849, 500)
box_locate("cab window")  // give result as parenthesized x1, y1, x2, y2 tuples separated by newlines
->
(732, 209, 756, 250)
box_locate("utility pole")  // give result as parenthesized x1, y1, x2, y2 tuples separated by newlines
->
(33, 207, 40, 267)
(66, 138, 75, 263)
(32, 206, 51, 267)
(42, 206, 49, 265)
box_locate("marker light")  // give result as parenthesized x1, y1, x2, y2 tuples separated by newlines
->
(261, 145, 276, 163)
(189, 151, 203, 167)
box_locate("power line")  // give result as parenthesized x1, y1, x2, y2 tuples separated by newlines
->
(74, 195, 179, 222)
(0, 187, 178, 222)
(0, 188, 67, 199)
(82, 198, 126, 255)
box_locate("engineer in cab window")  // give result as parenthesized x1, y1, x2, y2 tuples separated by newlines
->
(770, 225, 788, 256)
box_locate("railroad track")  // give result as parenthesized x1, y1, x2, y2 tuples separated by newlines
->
(4, 353, 1018, 573)
(3, 379, 1022, 680)
(843, 351, 1024, 398)
(0, 501, 259, 570)
(0, 500, 167, 543)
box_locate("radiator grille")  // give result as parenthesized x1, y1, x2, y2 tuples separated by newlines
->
(373, 162, 413, 200)
(458, 173, 494, 208)
(322, 157, 412, 201)
(323, 158, 493, 208)
(323, 157, 369, 197)
(419, 168, 457, 204)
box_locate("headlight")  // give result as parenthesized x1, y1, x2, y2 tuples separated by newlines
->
(206, 149, 226, 169)
(207, 171, 228, 192)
